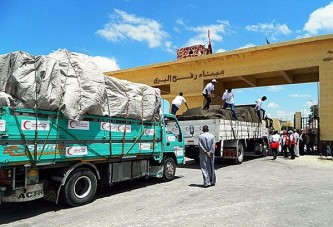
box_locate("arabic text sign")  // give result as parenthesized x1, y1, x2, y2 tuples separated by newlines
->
(100, 122, 132, 133)
(66, 146, 88, 156)
(21, 120, 50, 131)
(68, 120, 90, 130)
(153, 70, 224, 84)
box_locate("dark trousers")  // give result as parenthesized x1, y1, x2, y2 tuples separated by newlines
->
(171, 104, 179, 115)
(272, 148, 278, 160)
(299, 141, 305, 155)
(203, 94, 211, 110)
(307, 142, 314, 154)
(290, 144, 295, 159)
(256, 108, 265, 122)
(222, 103, 237, 120)
(283, 145, 289, 157)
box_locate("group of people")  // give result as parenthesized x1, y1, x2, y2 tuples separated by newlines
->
(202, 79, 267, 121)
(172, 79, 268, 123)
(269, 129, 317, 160)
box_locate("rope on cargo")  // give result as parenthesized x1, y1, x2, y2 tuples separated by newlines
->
(33, 57, 39, 164)
(12, 111, 35, 164)
(136, 87, 145, 156)
(229, 119, 236, 141)
(121, 82, 130, 157)
(105, 86, 113, 157)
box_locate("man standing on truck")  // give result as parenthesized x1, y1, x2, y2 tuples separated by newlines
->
(198, 125, 216, 188)
(202, 79, 217, 110)
(255, 96, 267, 122)
(171, 92, 189, 115)
(221, 88, 237, 120)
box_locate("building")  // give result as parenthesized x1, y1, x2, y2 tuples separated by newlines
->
(105, 34, 333, 151)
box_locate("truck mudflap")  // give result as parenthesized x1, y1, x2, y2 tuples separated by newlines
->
(222, 147, 237, 159)
(1, 183, 44, 203)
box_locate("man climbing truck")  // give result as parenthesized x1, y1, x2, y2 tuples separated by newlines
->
(176, 105, 269, 164)
(0, 50, 185, 206)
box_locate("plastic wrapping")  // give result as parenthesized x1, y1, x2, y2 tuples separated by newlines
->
(0, 50, 161, 121)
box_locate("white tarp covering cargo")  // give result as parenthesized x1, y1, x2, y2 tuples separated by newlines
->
(0, 50, 161, 121)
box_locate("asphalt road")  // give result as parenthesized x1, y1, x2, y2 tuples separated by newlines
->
(1, 155, 333, 227)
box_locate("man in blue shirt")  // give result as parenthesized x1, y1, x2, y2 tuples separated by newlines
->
(198, 125, 216, 188)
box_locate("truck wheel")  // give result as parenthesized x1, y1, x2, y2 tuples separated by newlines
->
(62, 168, 97, 207)
(162, 157, 176, 182)
(233, 142, 244, 164)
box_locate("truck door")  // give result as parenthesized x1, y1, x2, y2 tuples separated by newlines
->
(162, 115, 184, 164)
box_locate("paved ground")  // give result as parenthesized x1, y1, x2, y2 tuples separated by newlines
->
(1, 155, 333, 227)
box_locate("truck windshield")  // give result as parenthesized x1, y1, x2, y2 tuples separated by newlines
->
(164, 117, 182, 142)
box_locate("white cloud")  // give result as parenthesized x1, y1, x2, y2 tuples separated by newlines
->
(181, 20, 230, 47)
(267, 102, 279, 108)
(215, 48, 226, 53)
(96, 9, 170, 49)
(289, 94, 311, 98)
(236, 43, 257, 49)
(246, 21, 292, 36)
(276, 110, 294, 120)
(91, 56, 120, 72)
(303, 2, 333, 35)
(267, 86, 283, 92)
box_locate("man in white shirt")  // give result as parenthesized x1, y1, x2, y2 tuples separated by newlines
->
(202, 79, 217, 110)
(255, 96, 267, 122)
(221, 88, 237, 120)
(171, 92, 189, 115)
(294, 129, 300, 157)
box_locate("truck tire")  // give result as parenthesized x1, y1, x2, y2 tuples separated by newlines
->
(162, 157, 176, 182)
(233, 142, 244, 165)
(62, 168, 97, 207)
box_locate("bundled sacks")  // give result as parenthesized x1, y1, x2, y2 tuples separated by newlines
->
(0, 50, 161, 121)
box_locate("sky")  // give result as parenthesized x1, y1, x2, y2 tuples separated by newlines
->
(1, 0, 332, 121)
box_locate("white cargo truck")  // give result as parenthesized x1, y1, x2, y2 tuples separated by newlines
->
(173, 107, 270, 164)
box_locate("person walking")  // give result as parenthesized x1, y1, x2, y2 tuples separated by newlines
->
(288, 130, 296, 159)
(255, 96, 267, 122)
(308, 129, 316, 154)
(270, 130, 280, 160)
(299, 129, 305, 156)
(221, 88, 237, 120)
(202, 79, 217, 110)
(282, 130, 290, 157)
(198, 125, 216, 188)
(171, 92, 189, 115)
(294, 129, 300, 157)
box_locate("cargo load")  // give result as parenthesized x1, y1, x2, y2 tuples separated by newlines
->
(0, 50, 160, 121)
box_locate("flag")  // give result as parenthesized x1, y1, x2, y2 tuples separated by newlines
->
(266, 37, 270, 44)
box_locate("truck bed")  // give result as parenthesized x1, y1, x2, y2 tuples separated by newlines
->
(178, 118, 269, 145)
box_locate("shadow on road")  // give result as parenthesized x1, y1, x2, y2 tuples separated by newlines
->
(0, 177, 181, 224)
(180, 156, 262, 170)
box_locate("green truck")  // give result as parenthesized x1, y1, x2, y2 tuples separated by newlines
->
(0, 106, 185, 206)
